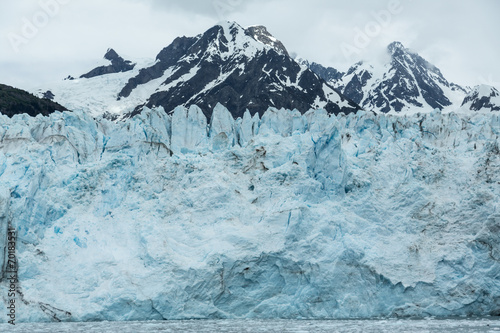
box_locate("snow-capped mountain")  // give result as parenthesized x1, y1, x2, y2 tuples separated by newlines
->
(302, 42, 469, 113)
(39, 22, 359, 119)
(461, 85, 500, 112)
(296, 59, 344, 85)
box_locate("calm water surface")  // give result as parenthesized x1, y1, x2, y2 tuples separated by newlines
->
(1, 319, 499, 333)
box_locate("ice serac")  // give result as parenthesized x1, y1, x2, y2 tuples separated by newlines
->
(0, 107, 499, 322)
(209, 103, 236, 150)
(237, 110, 260, 146)
(104, 106, 172, 157)
(171, 105, 208, 154)
(259, 108, 307, 137)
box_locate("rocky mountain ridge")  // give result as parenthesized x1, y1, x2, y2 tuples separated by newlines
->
(300, 42, 471, 113)
(38, 22, 359, 120)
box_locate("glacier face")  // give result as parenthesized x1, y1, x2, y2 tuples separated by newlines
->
(0, 106, 499, 322)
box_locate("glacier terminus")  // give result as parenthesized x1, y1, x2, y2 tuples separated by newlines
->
(0, 104, 499, 322)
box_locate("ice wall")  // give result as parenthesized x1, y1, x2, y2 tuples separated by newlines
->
(0, 106, 499, 322)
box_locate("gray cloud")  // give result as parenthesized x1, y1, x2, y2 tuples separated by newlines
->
(0, 0, 499, 90)
(126, 0, 266, 21)
(127, 0, 220, 17)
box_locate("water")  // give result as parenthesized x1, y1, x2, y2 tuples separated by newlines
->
(1, 319, 499, 333)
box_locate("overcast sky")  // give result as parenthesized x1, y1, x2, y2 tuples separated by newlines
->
(1, 0, 499, 91)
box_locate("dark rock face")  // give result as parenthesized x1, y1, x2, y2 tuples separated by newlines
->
(118, 36, 199, 99)
(245, 25, 289, 56)
(80, 48, 136, 79)
(122, 22, 359, 118)
(42, 90, 55, 100)
(0, 84, 67, 117)
(307, 62, 344, 85)
(461, 86, 500, 111)
(306, 41, 468, 113)
(143, 51, 352, 119)
(342, 64, 371, 105)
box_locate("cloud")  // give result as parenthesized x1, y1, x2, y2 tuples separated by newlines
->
(228, 0, 500, 87)
(0, 0, 499, 90)
(141, 0, 226, 18)
(126, 0, 267, 21)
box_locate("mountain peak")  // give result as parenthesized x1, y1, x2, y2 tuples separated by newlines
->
(213, 21, 247, 45)
(245, 25, 289, 56)
(43, 21, 360, 118)
(474, 84, 499, 97)
(81, 48, 135, 79)
(461, 84, 500, 111)
(305, 40, 469, 113)
(209, 22, 289, 57)
(215, 20, 242, 31)
(387, 41, 408, 55)
(104, 48, 120, 61)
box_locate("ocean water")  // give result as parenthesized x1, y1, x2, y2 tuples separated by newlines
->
(1, 319, 499, 333)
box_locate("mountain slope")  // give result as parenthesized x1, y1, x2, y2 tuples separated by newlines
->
(0, 84, 67, 117)
(296, 58, 344, 85)
(38, 22, 359, 120)
(461, 85, 500, 112)
(304, 42, 468, 113)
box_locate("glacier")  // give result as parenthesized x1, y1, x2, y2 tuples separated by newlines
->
(0, 105, 499, 322)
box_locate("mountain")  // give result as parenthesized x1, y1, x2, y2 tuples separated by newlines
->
(461, 85, 500, 112)
(296, 58, 344, 84)
(39, 22, 359, 120)
(80, 48, 136, 79)
(120, 21, 359, 119)
(303, 42, 468, 113)
(0, 84, 67, 117)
